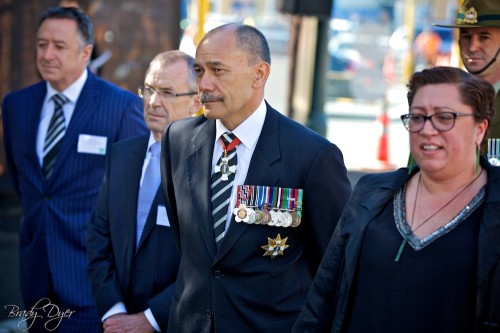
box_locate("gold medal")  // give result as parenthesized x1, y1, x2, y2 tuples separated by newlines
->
(261, 205, 271, 225)
(261, 234, 289, 259)
(290, 211, 302, 227)
(290, 189, 303, 228)
(254, 186, 265, 224)
(254, 209, 264, 224)
(233, 203, 250, 223)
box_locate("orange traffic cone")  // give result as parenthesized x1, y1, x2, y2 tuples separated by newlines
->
(377, 112, 389, 163)
(375, 94, 393, 171)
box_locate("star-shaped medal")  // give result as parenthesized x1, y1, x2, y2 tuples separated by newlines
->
(261, 234, 289, 259)
(214, 157, 236, 181)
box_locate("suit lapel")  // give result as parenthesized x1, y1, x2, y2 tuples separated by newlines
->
(185, 119, 218, 257)
(48, 71, 100, 181)
(123, 137, 148, 255)
(29, 84, 49, 180)
(137, 187, 163, 251)
(215, 105, 281, 262)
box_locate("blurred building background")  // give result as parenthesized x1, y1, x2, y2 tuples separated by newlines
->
(0, 0, 462, 328)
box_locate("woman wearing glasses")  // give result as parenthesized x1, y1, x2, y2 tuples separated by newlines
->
(292, 66, 500, 333)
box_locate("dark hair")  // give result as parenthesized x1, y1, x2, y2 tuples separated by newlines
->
(407, 66, 495, 143)
(147, 51, 197, 91)
(38, 6, 94, 47)
(204, 23, 271, 66)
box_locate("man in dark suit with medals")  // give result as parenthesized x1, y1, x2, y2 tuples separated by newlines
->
(161, 23, 352, 333)
(87, 51, 200, 333)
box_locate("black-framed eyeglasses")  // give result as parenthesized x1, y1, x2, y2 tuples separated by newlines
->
(400, 112, 476, 133)
(137, 86, 197, 102)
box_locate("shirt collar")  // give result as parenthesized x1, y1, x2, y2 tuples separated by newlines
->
(147, 132, 158, 151)
(46, 69, 88, 104)
(215, 99, 267, 150)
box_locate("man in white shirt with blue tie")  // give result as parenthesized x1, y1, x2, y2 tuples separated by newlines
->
(87, 50, 201, 333)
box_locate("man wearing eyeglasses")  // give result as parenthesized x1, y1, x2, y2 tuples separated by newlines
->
(87, 50, 200, 333)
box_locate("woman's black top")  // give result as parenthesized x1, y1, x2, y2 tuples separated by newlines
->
(346, 186, 485, 333)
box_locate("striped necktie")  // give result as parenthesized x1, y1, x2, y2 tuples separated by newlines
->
(43, 93, 69, 179)
(211, 132, 240, 249)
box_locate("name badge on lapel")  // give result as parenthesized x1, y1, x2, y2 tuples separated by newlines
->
(77, 134, 107, 155)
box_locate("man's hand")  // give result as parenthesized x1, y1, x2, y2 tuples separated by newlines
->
(103, 312, 155, 333)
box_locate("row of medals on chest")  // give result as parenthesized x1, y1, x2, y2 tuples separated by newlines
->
(233, 185, 303, 228)
(215, 150, 303, 228)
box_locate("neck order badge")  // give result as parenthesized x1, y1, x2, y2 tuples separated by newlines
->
(211, 132, 240, 248)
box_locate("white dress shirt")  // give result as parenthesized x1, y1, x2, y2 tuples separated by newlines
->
(36, 70, 88, 166)
(211, 99, 267, 235)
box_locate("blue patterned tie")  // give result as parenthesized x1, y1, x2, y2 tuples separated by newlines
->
(136, 142, 161, 247)
(211, 132, 240, 249)
(43, 93, 69, 179)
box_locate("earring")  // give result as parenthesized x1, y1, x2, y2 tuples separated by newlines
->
(407, 154, 415, 175)
(476, 145, 480, 175)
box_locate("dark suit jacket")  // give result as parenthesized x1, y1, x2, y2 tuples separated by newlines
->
(87, 135, 180, 330)
(490, 91, 500, 139)
(161, 103, 352, 333)
(1, 70, 148, 331)
(292, 159, 500, 333)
